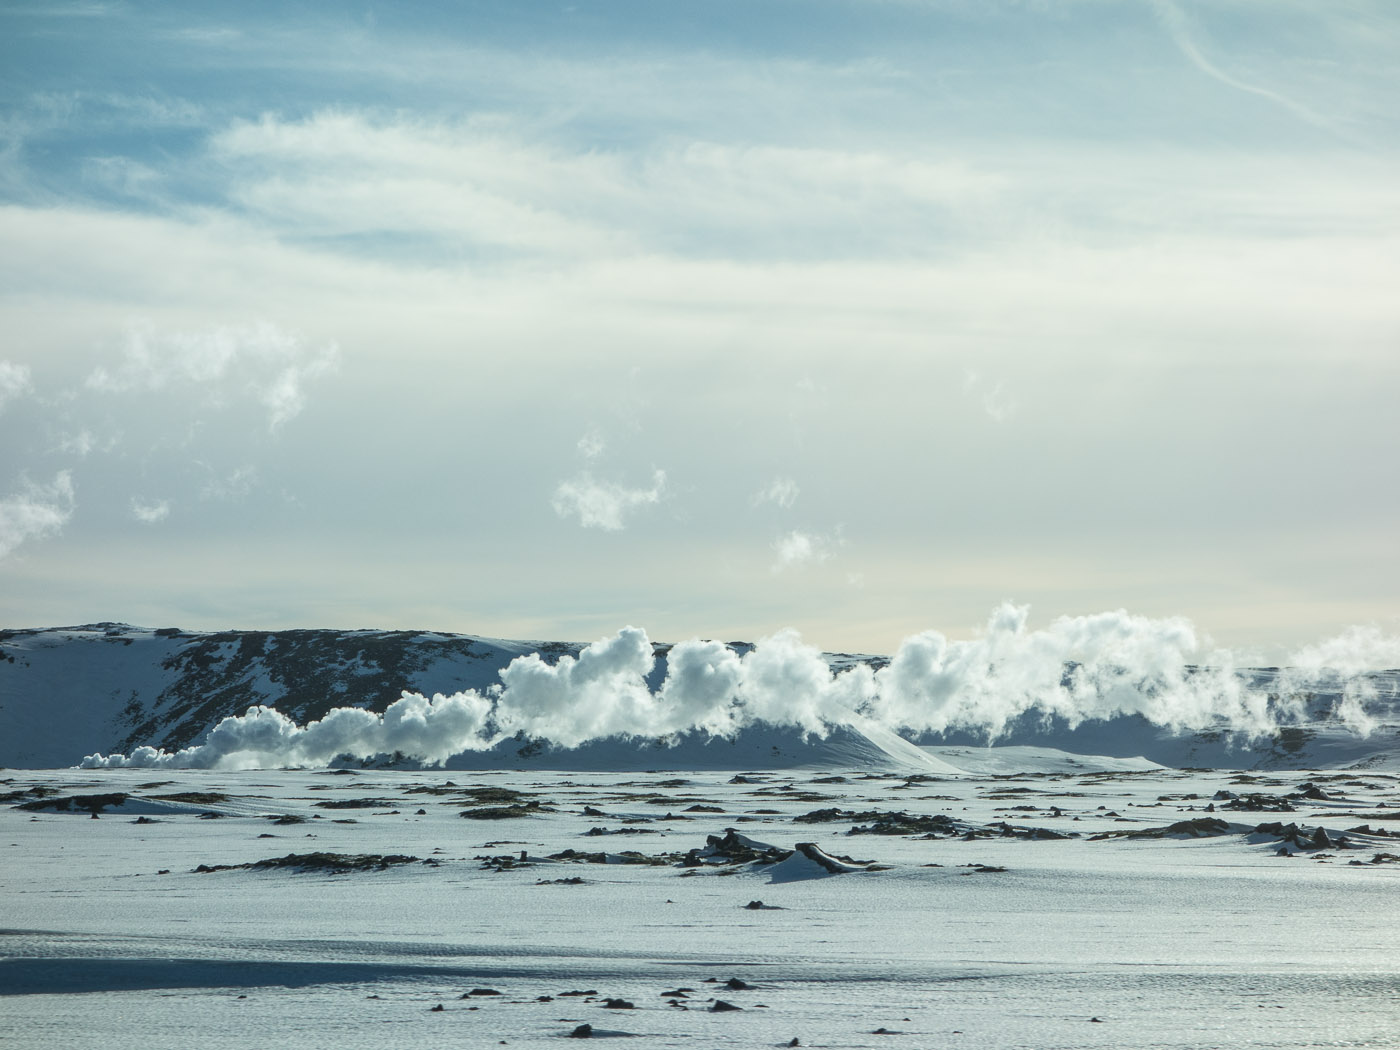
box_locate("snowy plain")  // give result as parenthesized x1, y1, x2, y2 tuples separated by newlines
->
(4, 756, 1399, 1049)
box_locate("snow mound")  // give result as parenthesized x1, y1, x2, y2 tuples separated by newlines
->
(766, 842, 882, 883)
(924, 744, 1162, 775)
(438, 718, 966, 773)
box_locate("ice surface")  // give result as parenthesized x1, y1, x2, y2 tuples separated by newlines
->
(4, 760, 1399, 1048)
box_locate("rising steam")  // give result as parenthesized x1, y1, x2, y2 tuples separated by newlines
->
(81, 604, 1398, 769)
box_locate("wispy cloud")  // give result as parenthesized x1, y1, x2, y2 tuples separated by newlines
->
(0, 471, 75, 559)
(1151, 0, 1340, 136)
(204, 111, 1010, 263)
(87, 322, 339, 432)
(753, 476, 800, 509)
(577, 429, 606, 460)
(963, 368, 1017, 423)
(200, 464, 257, 503)
(54, 430, 97, 457)
(0, 361, 31, 415)
(771, 527, 843, 573)
(130, 497, 171, 523)
(552, 469, 667, 531)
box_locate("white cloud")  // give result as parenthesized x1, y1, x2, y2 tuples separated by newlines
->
(577, 429, 606, 460)
(772, 528, 841, 572)
(0, 361, 31, 415)
(80, 608, 1397, 768)
(261, 350, 338, 431)
(963, 368, 1017, 422)
(0, 471, 75, 559)
(552, 469, 667, 531)
(205, 111, 1009, 262)
(54, 430, 97, 457)
(87, 322, 339, 431)
(753, 476, 800, 509)
(1151, 0, 1339, 136)
(980, 382, 1017, 422)
(130, 498, 171, 523)
(201, 464, 258, 502)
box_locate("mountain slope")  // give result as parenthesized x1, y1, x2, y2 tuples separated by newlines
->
(2, 623, 1397, 771)
(0, 624, 562, 767)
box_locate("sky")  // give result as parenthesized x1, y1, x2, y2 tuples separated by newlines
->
(0, 0, 1397, 658)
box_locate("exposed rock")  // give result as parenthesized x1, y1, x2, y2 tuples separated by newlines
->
(1254, 821, 1351, 852)
(312, 797, 392, 809)
(793, 842, 878, 874)
(459, 805, 537, 820)
(18, 792, 129, 814)
(1215, 792, 1295, 813)
(194, 852, 421, 874)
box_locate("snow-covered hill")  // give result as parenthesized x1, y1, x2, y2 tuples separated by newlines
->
(2, 624, 904, 770)
(0, 624, 564, 768)
(2, 623, 1397, 771)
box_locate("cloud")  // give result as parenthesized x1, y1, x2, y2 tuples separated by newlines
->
(54, 430, 98, 457)
(1277, 625, 1400, 734)
(577, 429, 606, 459)
(552, 468, 667, 531)
(753, 476, 800, 509)
(87, 322, 339, 431)
(963, 368, 1017, 422)
(771, 528, 841, 572)
(130, 498, 171, 523)
(205, 111, 1008, 263)
(0, 361, 31, 415)
(211, 112, 626, 258)
(869, 603, 1267, 741)
(261, 353, 337, 431)
(85, 604, 1397, 769)
(83, 688, 496, 769)
(1151, 0, 1339, 136)
(0, 471, 75, 559)
(1288, 624, 1400, 675)
(200, 464, 257, 502)
(493, 625, 660, 748)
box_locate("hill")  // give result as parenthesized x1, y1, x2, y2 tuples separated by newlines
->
(1, 623, 1397, 771)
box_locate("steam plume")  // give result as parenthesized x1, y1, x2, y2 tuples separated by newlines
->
(80, 604, 1399, 770)
(84, 690, 494, 769)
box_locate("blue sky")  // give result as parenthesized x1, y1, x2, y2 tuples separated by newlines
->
(1, 0, 1397, 655)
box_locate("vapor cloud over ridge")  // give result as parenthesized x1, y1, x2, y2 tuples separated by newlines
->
(81, 604, 1399, 770)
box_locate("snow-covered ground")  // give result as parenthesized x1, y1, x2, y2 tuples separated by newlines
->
(5, 758, 1399, 1048)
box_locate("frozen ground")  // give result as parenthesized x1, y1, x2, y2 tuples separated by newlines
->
(4, 757, 1400, 1048)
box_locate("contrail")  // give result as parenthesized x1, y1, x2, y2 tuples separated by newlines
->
(1150, 0, 1343, 138)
